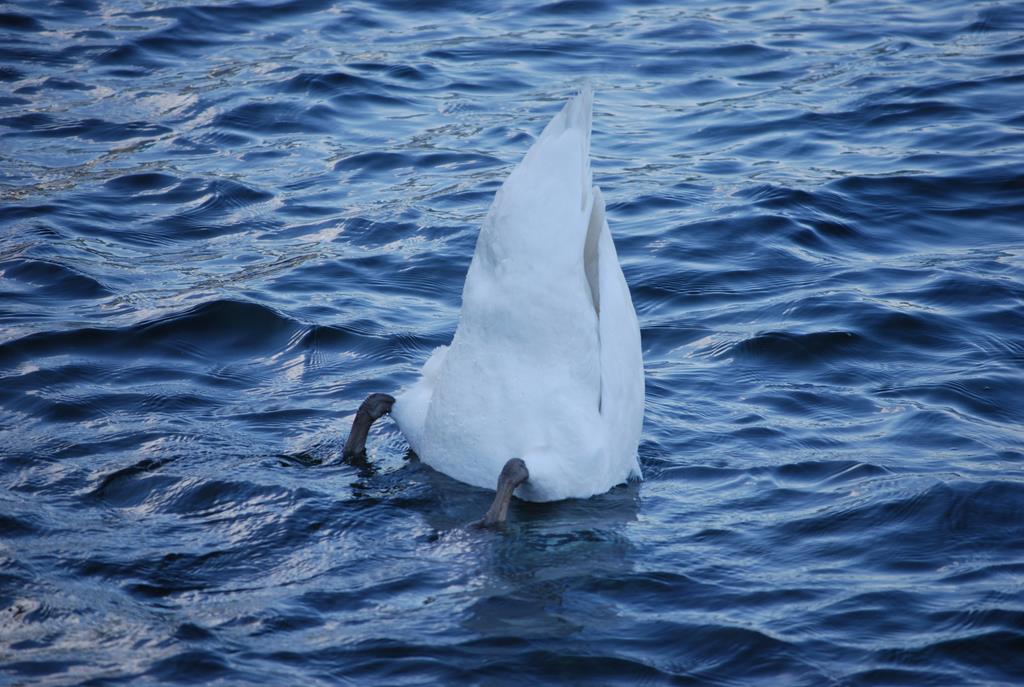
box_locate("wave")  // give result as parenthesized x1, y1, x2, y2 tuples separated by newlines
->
(2, 0, 1023, 684)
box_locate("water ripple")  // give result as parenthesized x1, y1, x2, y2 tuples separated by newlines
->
(2, 0, 1024, 684)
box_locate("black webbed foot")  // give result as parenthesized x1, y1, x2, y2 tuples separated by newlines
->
(477, 458, 530, 527)
(342, 393, 395, 462)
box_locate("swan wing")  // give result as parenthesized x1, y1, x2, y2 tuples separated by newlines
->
(391, 344, 448, 456)
(592, 187, 645, 480)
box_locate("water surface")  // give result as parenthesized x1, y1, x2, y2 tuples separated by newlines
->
(2, 0, 1024, 684)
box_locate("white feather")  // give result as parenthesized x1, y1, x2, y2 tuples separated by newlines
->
(390, 87, 644, 501)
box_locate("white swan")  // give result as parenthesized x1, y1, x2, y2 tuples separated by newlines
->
(343, 87, 644, 524)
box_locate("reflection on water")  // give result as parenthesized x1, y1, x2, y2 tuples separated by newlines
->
(3, 0, 1024, 683)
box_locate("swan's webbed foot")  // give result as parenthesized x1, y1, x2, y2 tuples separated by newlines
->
(478, 458, 530, 527)
(342, 393, 395, 462)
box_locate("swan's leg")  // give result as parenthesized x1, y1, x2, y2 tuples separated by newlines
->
(481, 458, 529, 526)
(342, 393, 395, 461)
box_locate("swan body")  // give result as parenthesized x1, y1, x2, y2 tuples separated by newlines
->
(389, 88, 644, 502)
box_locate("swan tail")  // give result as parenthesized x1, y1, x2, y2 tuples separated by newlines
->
(470, 86, 599, 287)
(522, 85, 594, 209)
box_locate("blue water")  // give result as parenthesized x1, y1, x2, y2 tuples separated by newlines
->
(2, 0, 1024, 683)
